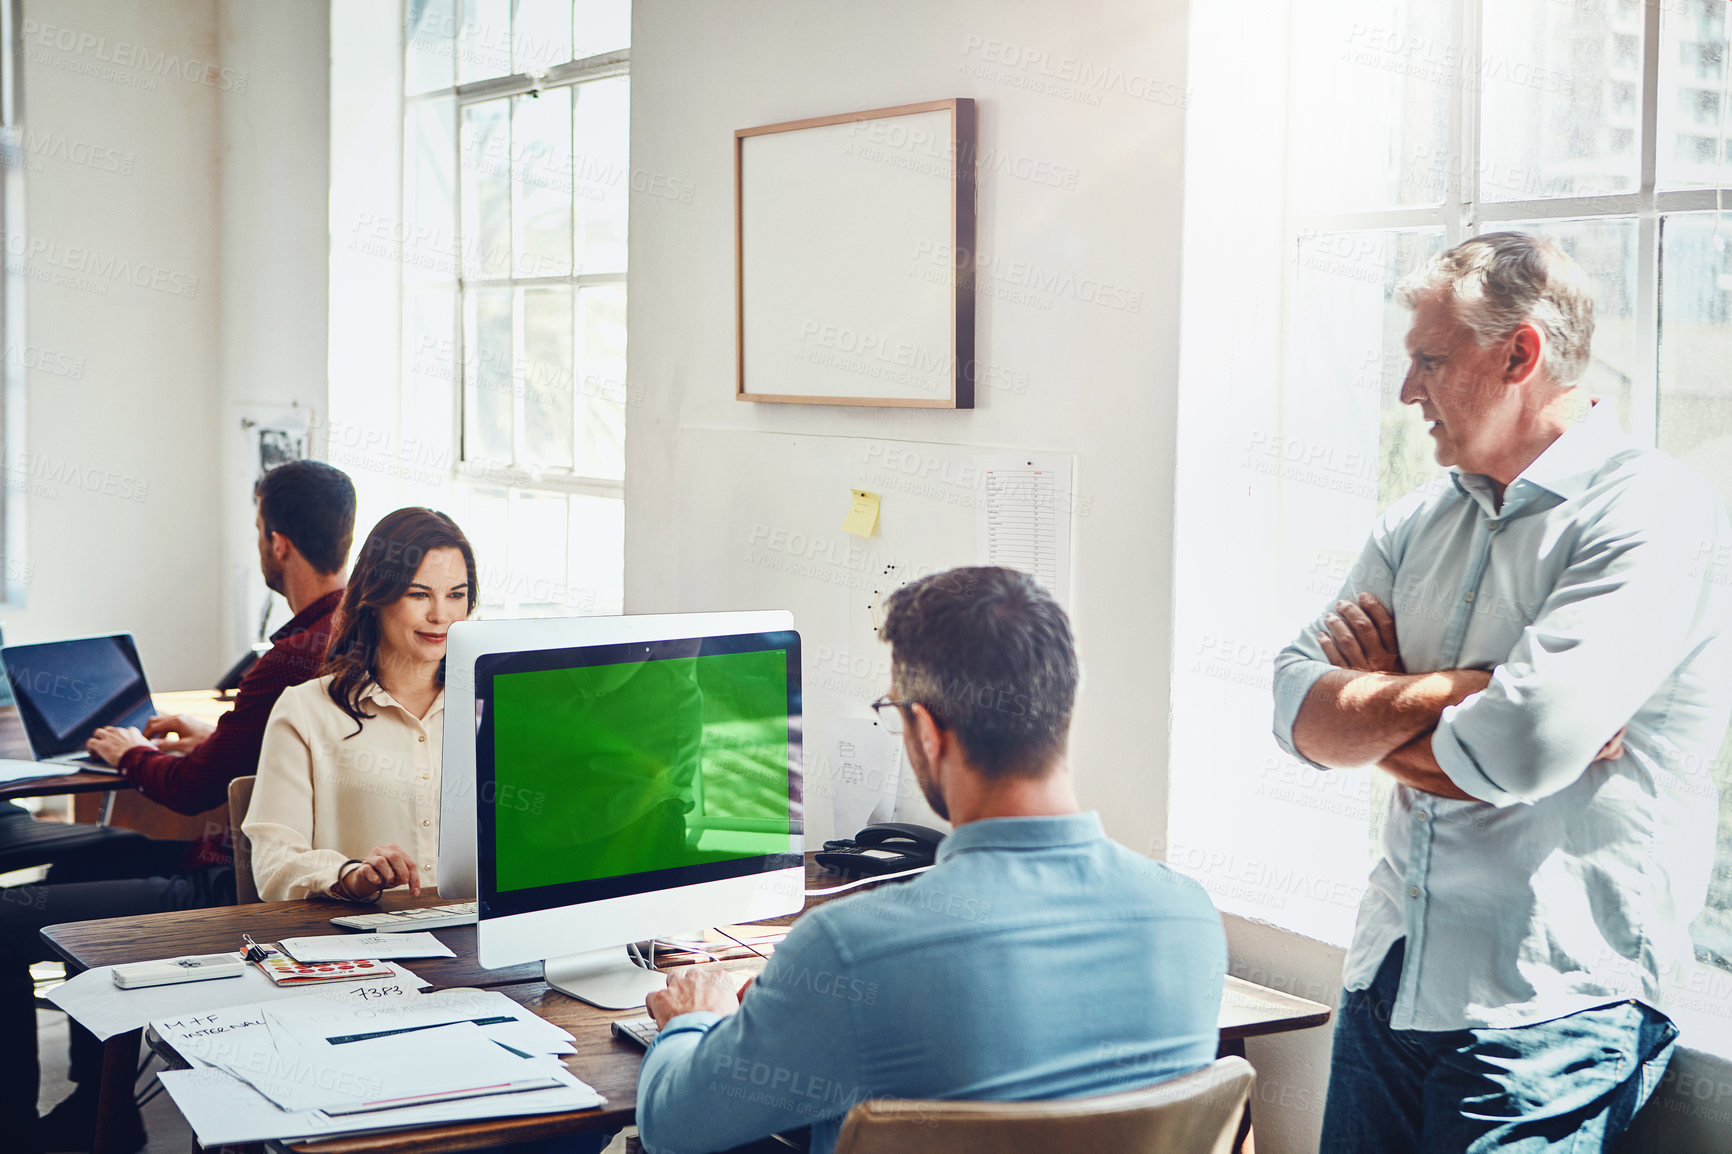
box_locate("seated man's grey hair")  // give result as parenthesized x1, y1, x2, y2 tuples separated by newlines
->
(1395, 231, 1596, 385)
(879, 566, 1077, 778)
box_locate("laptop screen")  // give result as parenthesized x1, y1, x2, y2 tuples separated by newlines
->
(3, 635, 154, 758)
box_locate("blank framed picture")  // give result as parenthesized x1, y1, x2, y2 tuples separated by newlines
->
(735, 98, 977, 408)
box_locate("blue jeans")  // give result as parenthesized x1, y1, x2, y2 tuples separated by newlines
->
(1320, 941, 1678, 1153)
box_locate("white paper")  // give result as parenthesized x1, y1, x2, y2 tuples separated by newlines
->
(50, 958, 427, 1041)
(201, 1019, 557, 1113)
(262, 987, 573, 1051)
(278, 933, 456, 962)
(158, 1062, 604, 1146)
(0, 759, 75, 785)
(828, 717, 902, 835)
(973, 454, 1075, 603)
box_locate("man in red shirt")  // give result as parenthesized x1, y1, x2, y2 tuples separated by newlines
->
(0, 459, 354, 1154)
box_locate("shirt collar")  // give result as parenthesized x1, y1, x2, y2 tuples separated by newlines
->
(1450, 399, 1632, 511)
(935, 811, 1106, 863)
(361, 681, 446, 721)
(271, 589, 344, 643)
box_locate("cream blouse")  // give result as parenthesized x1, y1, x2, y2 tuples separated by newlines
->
(243, 675, 445, 902)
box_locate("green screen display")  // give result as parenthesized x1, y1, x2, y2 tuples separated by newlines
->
(490, 648, 794, 892)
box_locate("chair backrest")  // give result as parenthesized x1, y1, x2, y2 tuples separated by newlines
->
(228, 775, 259, 905)
(833, 1056, 1255, 1154)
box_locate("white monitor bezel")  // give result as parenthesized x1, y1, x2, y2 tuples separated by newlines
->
(437, 611, 804, 970)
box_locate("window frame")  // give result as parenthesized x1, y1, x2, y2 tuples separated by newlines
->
(402, 33, 630, 504)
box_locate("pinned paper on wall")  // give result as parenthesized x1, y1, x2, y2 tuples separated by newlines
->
(974, 455, 1075, 603)
(828, 717, 903, 834)
(842, 489, 881, 537)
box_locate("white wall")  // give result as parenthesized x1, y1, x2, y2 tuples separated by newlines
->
(627, 0, 1190, 846)
(12, 0, 224, 687)
(216, 0, 331, 654)
(9, 0, 329, 688)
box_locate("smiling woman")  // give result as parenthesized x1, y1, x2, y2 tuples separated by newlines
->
(242, 507, 479, 902)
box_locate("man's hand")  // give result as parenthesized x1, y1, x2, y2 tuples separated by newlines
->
(1597, 727, 1627, 762)
(333, 843, 421, 901)
(142, 714, 216, 755)
(86, 726, 153, 767)
(1320, 594, 1405, 674)
(646, 967, 746, 1029)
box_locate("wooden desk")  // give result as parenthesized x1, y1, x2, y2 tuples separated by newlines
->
(0, 691, 234, 831)
(44, 861, 1332, 1154)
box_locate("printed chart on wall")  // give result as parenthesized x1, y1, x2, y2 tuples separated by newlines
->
(973, 455, 1075, 604)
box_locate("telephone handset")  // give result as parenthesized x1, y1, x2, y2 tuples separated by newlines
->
(815, 822, 945, 879)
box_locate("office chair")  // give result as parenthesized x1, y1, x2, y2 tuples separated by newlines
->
(227, 775, 259, 904)
(832, 1056, 1256, 1154)
(0, 800, 147, 876)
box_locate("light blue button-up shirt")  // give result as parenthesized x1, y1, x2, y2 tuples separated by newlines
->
(1274, 402, 1732, 1031)
(636, 812, 1226, 1154)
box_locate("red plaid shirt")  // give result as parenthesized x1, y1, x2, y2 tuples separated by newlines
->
(119, 590, 342, 869)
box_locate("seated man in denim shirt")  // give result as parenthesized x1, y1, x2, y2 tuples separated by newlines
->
(637, 566, 1227, 1154)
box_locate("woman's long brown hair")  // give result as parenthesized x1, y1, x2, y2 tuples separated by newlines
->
(321, 507, 477, 736)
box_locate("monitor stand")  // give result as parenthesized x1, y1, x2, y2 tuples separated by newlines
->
(545, 947, 668, 1009)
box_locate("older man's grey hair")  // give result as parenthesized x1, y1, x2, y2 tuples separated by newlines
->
(1395, 232, 1596, 385)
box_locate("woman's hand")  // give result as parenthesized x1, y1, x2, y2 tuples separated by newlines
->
(334, 843, 421, 901)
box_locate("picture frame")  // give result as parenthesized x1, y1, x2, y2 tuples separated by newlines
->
(735, 98, 977, 408)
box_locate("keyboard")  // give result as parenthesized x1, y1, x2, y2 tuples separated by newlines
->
(329, 902, 478, 932)
(611, 1016, 659, 1049)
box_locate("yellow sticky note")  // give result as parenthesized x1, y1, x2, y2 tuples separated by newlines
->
(842, 489, 880, 537)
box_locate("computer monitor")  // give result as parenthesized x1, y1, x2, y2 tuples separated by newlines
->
(439, 612, 804, 1008)
(2, 634, 154, 764)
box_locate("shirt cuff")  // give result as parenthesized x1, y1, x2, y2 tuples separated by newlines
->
(1432, 706, 1522, 807)
(649, 1011, 722, 1051)
(116, 745, 152, 776)
(1272, 657, 1335, 771)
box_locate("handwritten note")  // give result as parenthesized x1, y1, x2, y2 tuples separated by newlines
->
(842, 489, 881, 537)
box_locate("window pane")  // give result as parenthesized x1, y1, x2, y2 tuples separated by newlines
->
(1656, 0, 1732, 191)
(523, 286, 575, 469)
(406, 0, 456, 95)
(513, 0, 573, 73)
(458, 0, 513, 84)
(404, 288, 458, 487)
(577, 283, 626, 480)
(405, 97, 458, 284)
(573, 0, 631, 58)
(509, 490, 570, 616)
(464, 287, 514, 466)
(1479, 0, 1642, 201)
(1659, 213, 1732, 497)
(513, 92, 574, 277)
(1496, 219, 1638, 431)
(569, 492, 625, 615)
(1290, 0, 1451, 211)
(574, 76, 629, 274)
(461, 100, 513, 281)
(463, 486, 512, 615)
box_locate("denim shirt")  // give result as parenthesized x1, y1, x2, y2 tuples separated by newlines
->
(636, 812, 1226, 1154)
(1273, 402, 1732, 1031)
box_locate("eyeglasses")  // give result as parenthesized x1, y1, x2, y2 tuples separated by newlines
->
(869, 696, 917, 735)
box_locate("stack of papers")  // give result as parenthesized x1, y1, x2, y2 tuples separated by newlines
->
(48, 956, 431, 1041)
(152, 989, 602, 1145)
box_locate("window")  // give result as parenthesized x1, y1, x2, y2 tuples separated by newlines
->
(1287, 0, 1732, 969)
(399, 0, 629, 617)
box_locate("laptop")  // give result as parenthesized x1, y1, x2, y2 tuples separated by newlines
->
(1, 634, 156, 772)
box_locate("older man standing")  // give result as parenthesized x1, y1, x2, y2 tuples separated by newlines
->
(1273, 232, 1732, 1152)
